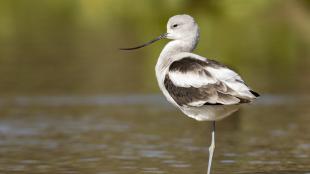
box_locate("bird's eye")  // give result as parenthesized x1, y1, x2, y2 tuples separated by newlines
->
(172, 24, 178, 28)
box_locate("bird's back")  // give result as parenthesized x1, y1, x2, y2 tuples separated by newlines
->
(158, 52, 259, 121)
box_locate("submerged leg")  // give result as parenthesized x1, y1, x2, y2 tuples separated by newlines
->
(207, 121, 216, 174)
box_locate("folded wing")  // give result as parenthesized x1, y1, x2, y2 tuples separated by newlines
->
(164, 57, 259, 107)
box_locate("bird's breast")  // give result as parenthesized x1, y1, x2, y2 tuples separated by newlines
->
(155, 60, 179, 108)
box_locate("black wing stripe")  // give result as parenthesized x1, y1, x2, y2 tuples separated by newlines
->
(164, 75, 201, 106)
(166, 57, 256, 106)
(169, 58, 208, 72)
(169, 57, 226, 73)
(164, 75, 243, 106)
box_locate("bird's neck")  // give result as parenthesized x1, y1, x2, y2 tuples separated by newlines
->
(157, 39, 197, 68)
(160, 39, 197, 58)
(155, 39, 198, 80)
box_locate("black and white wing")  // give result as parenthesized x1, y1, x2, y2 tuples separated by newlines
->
(164, 57, 259, 107)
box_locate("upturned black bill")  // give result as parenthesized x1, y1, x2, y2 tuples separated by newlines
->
(119, 33, 167, 50)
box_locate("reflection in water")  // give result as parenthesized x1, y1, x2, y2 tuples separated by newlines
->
(0, 95, 310, 173)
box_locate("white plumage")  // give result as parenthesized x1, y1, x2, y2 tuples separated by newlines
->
(121, 14, 259, 174)
(154, 15, 258, 174)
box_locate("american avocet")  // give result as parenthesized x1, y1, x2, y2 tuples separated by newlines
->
(120, 14, 259, 174)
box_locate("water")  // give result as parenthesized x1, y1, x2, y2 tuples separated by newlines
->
(0, 94, 309, 174)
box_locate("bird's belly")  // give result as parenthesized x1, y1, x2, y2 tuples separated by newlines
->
(179, 105, 240, 121)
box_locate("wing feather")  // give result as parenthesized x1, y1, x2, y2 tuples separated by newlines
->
(165, 57, 258, 107)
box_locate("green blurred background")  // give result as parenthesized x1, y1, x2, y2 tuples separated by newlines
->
(0, 0, 309, 96)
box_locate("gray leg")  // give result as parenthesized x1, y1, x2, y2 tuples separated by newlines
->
(207, 121, 216, 174)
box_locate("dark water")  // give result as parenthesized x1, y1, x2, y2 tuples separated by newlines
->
(0, 94, 309, 174)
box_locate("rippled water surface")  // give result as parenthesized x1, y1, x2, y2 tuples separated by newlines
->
(0, 94, 309, 174)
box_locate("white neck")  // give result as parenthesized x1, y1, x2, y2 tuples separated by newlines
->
(156, 38, 198, 74)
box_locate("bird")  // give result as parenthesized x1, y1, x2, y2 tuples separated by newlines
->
(120, 14, 259, 174)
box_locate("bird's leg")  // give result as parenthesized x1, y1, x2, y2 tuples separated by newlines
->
(207, 121, 216, 174)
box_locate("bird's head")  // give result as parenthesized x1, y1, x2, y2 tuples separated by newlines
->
(166, 14, 199, 41)
(120, 14, 199, 50)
